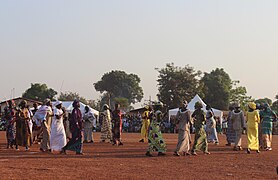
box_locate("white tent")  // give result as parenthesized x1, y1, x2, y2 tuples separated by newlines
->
(53, 101, 99, 116)
(168, 94, 223, 121)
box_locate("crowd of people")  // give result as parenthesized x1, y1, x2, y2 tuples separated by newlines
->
(1, 98, 277, 157)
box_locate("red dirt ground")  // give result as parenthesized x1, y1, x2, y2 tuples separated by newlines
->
(0, 132, 277, 179)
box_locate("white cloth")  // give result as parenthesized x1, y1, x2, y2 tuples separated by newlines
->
(33, 105, 52, 127)
(50, 108, 67, 151)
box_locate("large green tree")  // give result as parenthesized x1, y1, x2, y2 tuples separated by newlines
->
(156, 63, 202, 109)
(94, 70, 144, 106)
(201, 68, 232, 110)
(22, 83, 57, 102)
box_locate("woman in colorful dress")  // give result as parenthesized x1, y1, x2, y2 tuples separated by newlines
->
(191, 102, 210, 156)
(260, 103, 277, 151)
(139, 106, 150, 143)
(146, 102, 166, 157)
(111, 103, 123, 146)
(246, 102, 260, 154)
(4, 100, 16, 149)
(50, 101, 67, 152)
(61, 100, 83, 155)
(100, 104, 113, 143)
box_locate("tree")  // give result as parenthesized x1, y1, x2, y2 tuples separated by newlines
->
(22, 83, 57, 102)
(58, 92, 88, 105)
(156, 63, 203, 109)
(201, 68, 232, 110)
(230, 81, 253, 110)
(114, 97, 132, 112)
(94, 70, 144, 106)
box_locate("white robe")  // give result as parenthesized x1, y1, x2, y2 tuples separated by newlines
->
(50, 108, 67, 151)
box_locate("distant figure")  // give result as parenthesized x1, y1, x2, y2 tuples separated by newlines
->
(191, 102, 210, 156)
(62, 100, 83, 155)
(205, 105, 219, 145)
(40, 99, 53, 152)
(225, 105, 236, 146)
(231, 103, 246, 151)
(50, 101, 67, 152)
(146, 102, 167, 157)
(15, 100, 31, 151)
(4, 100, 16, 149)
(83, 106, 95, 143)
(173, 100, 191, 156)
(246, 102, 260, 154)
(139, 106, 150, 143)
(100, 104, 112, 143)
(111, 103, 123, 146)
(260, 103, 277, 151)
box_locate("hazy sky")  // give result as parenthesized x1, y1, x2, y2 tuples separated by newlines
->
(0, 0, 277, 107)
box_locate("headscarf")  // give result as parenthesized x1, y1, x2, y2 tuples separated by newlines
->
(248, 102, 256, 110)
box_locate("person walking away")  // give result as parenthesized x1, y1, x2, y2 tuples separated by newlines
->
(246, 102, 260, 154)
(112, 103, 123, 146)
(139, 106, 151, 143)
(50, 101, 67, 153)
(146, 102, 167, 157)
(61, 100, 83, 155)
(31, 103, 41, 144)
(260, 103, 277, 151)
(15, 100, 31, 151)
(173, 100, 191, 156)
(191, 102, 210, 156)
(205, 105, 219, 145)
(231, 103, 246, 151)
(4, 100, 16, 149)
(40, 99, 53, 152)
(100, 104, 112, 143)
(226, 105, 236, 146)
(83, 106, 95, 143)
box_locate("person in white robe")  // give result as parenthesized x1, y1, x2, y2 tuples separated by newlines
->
(83, 106, 96, 143)
(50, 101, 67, 152)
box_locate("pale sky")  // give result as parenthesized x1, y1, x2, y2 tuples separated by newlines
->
(0, 0, 277, 107)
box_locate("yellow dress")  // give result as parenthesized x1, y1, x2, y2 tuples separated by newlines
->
(141, 110, 150, 141)
(246, 110, 260, 150)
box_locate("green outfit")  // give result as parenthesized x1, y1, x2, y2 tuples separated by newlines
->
(191, 109, 208, 153)
(147, 110, 166, 153)
(260, 108, 276, 135)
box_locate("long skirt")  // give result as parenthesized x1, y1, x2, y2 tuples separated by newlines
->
(112, 123, 122, 143)
(84, 128, 93, 142)
(50, 122, 67, 151)
(247, 127, 259, 150)
(140, 119, 150, 141)
(16, 121, 30, 147)
(100, 120, 112, 142)
(234, 130, 242, 147)
(191, 127, 208, 153)
(206, 126, 219, 143)
(63, 128, 83, 153)
(226, 120, 236, 144)
(147, 122, 166, 153)
(6, 124, 15, 146)
(175, 129, 190, 153)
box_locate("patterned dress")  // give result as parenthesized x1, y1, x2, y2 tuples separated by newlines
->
(4, 106, 16, 147)
(111, 109, 122, 143)
(226, 110, 236, 144)
(191, 109, 208, 153)
(147, 110, 166, 153)
(260, 108, 277, 149)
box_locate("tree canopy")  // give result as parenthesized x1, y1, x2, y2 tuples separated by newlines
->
(94, 70, 144, 106)
(22, 83, 57, 102)
(58, 92, 88, 105)
(271, 94, 278, 113)
(156, 63, 202, 109)
(230, 81, 253, 110)
(201, 68, 232, 110)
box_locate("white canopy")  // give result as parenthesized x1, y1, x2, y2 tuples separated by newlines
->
(53, 101, 99, 116)
(168, 94, 223, 121)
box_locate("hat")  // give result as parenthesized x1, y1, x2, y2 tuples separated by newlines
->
(54, 101, 62, 107)
(248, 102, 256, 110)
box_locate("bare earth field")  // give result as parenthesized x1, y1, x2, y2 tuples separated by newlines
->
(0, 132, 277, 180)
